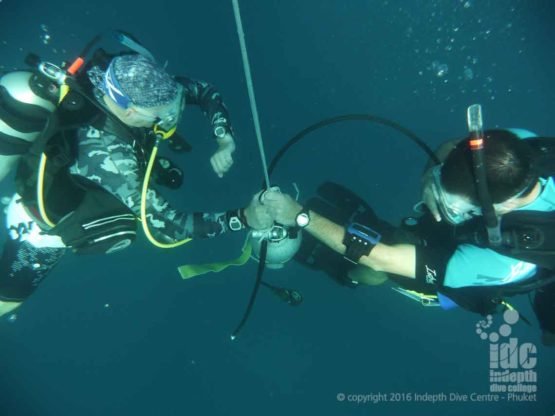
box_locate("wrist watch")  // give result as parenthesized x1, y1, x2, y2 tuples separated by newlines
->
(226, 209, 246, 232)
(295, 207, 311, 228)
(214, 125, 227, 139)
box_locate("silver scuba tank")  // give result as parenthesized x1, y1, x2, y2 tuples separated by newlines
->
(0, 70, 59, 181)
(249, 225, 302, 269)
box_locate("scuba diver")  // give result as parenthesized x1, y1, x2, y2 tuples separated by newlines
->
(263, 109, 555, 347)
(0, 33, 273, 317)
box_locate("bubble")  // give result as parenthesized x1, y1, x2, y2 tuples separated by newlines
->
(7, 314, 17, 323)
(489, 332, 499, 343)
(40, 24, 51, 45)
(480, 332, 488, 340)
(463, 67, 474, 80)
(432, 61, 449, 77)
(463, 1, 472, 8)
(503, 309, 519, 325)
(476, 328, 482, 334)
(499, 324, 512, 337)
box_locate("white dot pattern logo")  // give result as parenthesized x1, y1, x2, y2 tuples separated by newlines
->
(475, 309, 520, 342)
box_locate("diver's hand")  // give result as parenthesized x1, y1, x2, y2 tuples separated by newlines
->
(210, 133, 236, 178)
(263, 191, 302, 227)
(244, 191, 273, 230)
(421, 167, 441, 222)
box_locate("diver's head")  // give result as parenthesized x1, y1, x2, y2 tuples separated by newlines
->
(100, 54, 184, 130)
(433, 129, 539, 224)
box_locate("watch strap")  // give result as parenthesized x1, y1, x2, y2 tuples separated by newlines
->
(226, 209, 247, 232)
(342, 223, 381, 264)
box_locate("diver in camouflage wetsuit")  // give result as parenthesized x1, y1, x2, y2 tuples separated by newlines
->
(0, 53, 272, 316)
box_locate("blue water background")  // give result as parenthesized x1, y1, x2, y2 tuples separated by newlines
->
(1, 1, 554, 415)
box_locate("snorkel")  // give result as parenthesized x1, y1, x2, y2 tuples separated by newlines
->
(466, 104, 502, 246)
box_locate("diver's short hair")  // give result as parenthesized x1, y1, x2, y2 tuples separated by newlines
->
(441, 129, 538, 204)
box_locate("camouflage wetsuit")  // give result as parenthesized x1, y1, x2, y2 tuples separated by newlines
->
(0, 76, 235, 302)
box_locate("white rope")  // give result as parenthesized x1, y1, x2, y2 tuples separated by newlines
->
(232, 0, 271, 189)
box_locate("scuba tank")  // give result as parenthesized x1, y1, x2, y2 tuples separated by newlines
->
(249, 225, 302, 269)
(0, 69, 60, 180)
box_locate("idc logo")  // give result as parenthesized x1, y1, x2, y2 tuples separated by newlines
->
(475, 310, 537, 401)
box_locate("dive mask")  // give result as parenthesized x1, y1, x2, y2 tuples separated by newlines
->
(130, 84, 184, 133)
(431, 164, 481, 224)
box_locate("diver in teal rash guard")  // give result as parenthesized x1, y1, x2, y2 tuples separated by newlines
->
(265, 128, 555, 346)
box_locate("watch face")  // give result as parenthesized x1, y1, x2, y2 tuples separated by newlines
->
(296, 212, 310, 228)
(214, 126, 226, 138)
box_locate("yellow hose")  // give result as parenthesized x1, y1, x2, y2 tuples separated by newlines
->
(38, 112, 189, 249)
(140, 142, 191, 248)
(37, 153, 56, 228)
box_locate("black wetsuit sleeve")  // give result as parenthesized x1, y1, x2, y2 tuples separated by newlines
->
(414, 245, 454, 290)
(176, 76, 233, 136)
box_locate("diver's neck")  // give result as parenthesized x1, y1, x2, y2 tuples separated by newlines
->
(515, 181, 542, 208)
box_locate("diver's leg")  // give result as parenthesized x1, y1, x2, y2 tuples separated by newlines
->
(0, 239, 66, 317)
(0, 195, 66, 317)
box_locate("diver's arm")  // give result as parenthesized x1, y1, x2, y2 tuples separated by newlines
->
(423, 139, 460, 170)
(175, 76, 233, 135)
(177, 76, 236, 177)
(265, 191, 450, 285)
(305, 211, 417, 278)
(264, 189, 417, 277)
(71, 126, 239, 241)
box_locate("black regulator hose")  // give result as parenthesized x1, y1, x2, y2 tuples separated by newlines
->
(231, 239, 268, 340)
(267, 114, 439, 178)
(234, 114, 435, 339)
